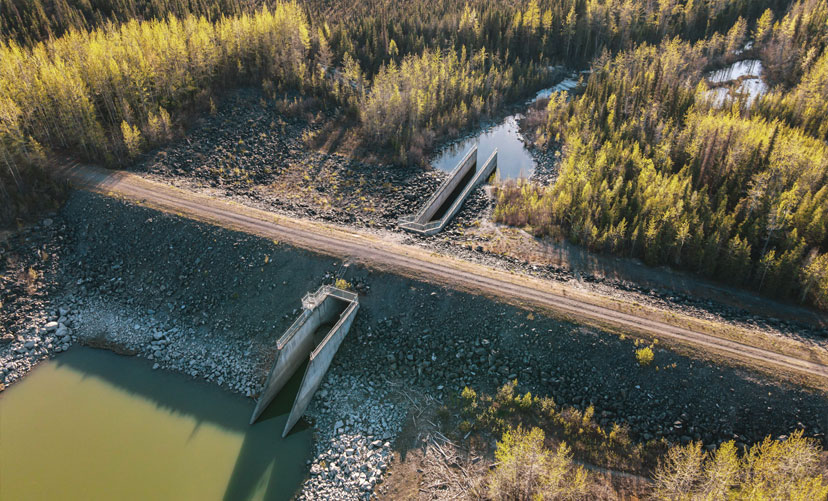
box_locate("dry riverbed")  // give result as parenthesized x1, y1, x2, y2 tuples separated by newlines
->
(2, 192, 828, 499)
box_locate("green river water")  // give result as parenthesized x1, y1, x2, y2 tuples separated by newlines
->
(0, 347, 312, 501)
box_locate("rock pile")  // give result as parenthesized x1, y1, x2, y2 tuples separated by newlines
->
(301, 434, 392, 499)
(298, 372, 409, 499)
(1, 306, 76, 386)
(68, 296, 262, 397)
(135, 88, 439, 231)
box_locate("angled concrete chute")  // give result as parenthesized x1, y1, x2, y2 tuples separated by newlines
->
(282, 298, 360, 438)
(420, 145, 478, 223)
(399, 147, 497, 236)
(249, 285, 359, 430)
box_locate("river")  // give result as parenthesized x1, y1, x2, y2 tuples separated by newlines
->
(431, 78, 579, 180)
(0, 347, 312, 501)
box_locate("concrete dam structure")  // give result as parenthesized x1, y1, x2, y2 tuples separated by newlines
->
(399, 146, 498, 236)
(250, 285, 359, 437)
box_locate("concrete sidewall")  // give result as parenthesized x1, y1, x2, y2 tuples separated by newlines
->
(250, 295, 344, 423)
(438, 151, 497, 228)
(420, 147, 477, 223)
(283, 302, 360, 437)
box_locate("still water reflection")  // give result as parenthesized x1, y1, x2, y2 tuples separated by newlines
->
(431, 78, 578, 180)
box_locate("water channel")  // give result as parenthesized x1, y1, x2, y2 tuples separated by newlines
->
(0, 347, 311, 501)
(431, 78, 579, 180)
(431, 58, 770, 181)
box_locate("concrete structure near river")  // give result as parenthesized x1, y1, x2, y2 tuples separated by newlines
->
(399, 146, 498, 236)
(250, 285, 360, 437)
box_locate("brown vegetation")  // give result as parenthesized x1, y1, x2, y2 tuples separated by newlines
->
(409, 383, 828, 500)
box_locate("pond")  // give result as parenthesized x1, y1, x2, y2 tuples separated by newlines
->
(431, 78, 579, 180)
(0, 347, 312, 501)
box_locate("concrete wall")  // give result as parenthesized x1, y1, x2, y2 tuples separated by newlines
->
(418, 146, 478, 223)
(282, 300, 360, 437)
(431, 149, 497, 232)
(249, 295, 344, 424)
(400, 149, 497, 236)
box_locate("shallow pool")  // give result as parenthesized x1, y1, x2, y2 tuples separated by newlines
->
(706, 59, 768, 106)
(0, 347, 312, 501)
(431, 78, 578, 180)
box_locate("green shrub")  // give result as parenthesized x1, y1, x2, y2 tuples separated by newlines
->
(461, 386, 477, 402)
(461, 386, 478, 415)
(538, 396, 557, 416)
(496, 379, 518, 406)
(652, 431, 828, 500)
(516, 391, 533, 409)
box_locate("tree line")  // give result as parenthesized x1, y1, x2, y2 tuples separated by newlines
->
(354, 48, 517, 164)
(495, 1, 828, 309)
(308, 0, 791, 77)
(330, 0, 791, 161)
(754, 0, 828, 141)
(0, 0, 245, 44)
(3, 0, 827, 311)
(0, 3, 319, 224)
(0, 0, 796, 225)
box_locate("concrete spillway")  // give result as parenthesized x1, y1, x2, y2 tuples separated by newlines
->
(399, 146, 497, 235)
(250, 285, 359, 437)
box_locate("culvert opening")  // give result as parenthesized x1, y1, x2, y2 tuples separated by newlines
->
(313, 297, 349, 346)
(428, 162, 477, 222)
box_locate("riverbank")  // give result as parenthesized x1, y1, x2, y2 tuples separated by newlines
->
(127, 87, 827, 346)
(2, 191, 828, 498)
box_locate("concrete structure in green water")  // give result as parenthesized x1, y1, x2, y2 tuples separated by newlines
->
(250, 285, 359, 437)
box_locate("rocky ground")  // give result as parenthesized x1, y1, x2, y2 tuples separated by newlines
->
(129, 87, 827, 349)
(0, 216, 66, 388)
(135, 89, 440, 232)
(299, 373, 410, 498)
(3, 192, 828, 499)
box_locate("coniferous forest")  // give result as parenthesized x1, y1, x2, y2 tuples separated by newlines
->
(495, 0, 828, 308)
(1, 0, 827, 308)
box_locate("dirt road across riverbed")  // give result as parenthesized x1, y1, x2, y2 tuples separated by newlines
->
(58, 162, 828, 385)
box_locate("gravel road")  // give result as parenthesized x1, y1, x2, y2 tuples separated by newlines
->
(58, 162, 828, 383)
